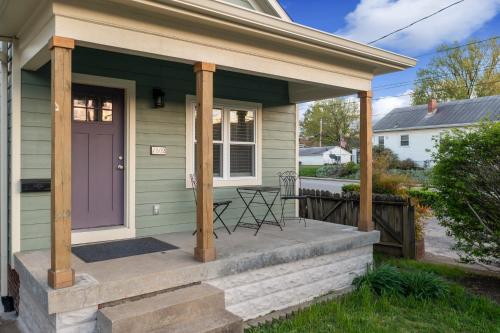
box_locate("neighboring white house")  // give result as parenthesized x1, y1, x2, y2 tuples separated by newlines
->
(300, 146, 352, 165)
(373, 96, 500, 167)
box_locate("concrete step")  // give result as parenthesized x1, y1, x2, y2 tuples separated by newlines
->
(152, 311, 243, 333)
(96, 284, 227, 333)
(207, 246, 373, 321)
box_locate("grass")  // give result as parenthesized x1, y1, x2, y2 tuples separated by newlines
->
(299, 165, 321, 177)
(246, 257, 500, 333)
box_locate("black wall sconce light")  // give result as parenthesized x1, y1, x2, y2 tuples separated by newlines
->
(153, 88, 165, 108)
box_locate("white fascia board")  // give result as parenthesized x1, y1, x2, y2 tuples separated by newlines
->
(373, 123, 479, 133)
(116, 0, 416, 72)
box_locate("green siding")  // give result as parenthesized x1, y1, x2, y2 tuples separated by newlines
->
(20, 47, 296, 250)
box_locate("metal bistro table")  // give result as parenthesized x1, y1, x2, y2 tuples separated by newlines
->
(233, 186, 282, 236)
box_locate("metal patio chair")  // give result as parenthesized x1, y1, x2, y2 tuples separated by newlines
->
(278, 171, 308, 227)
(190, 174, 232, 238)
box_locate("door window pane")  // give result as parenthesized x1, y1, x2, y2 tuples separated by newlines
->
(230, 145, 255, 177)
(101, 98, 113, 122)
(73, 107, 87, 121)
(230, 110, 254, 142)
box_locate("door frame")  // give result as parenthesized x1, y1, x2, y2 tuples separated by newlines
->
(71, 73, 136, 244)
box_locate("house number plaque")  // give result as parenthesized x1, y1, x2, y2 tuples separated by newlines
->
(150, 146, 167, 155)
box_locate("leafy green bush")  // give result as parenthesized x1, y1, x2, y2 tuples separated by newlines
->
(373, 146, 400, 169)
(342, 184, 360, 193)
(316, 162, 359, 179)
(397, 158, 422, 170)
(408, 188, 439, 207)
(354, 264, 449, 300)
(353, 264, 405, 296)
(432, 121, 500, 264)
(401, 271, 449, 300)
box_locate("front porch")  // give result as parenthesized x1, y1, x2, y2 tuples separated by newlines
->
(15, 220, 379, 332)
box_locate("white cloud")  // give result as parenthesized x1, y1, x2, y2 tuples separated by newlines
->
(336, 0, 500, 53)
(373, 90, 412, 123)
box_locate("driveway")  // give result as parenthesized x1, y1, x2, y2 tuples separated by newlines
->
(300, 178, 359, 193)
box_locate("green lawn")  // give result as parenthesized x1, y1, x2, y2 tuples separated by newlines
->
(246, 257, 500, 333)
(299, 165, 321, 177)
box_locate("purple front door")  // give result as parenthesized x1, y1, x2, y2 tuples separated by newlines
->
(72, 84, 125, 230)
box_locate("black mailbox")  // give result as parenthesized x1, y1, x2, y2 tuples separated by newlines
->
(21, 179, 51, 193)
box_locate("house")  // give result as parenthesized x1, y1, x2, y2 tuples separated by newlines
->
(300, 146, 352, 165)
(373, 96, 500, 166)
(0, 0, 415, 332)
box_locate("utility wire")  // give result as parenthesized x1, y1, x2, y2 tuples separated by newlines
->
(373, 63, 500, 91)
(415, 36, 499, 58)
(368, 0, 466, 45)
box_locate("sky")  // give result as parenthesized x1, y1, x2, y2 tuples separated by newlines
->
(278, 0, 500, 122)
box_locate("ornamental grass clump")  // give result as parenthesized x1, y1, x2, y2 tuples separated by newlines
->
(401, 270, 449, 300)
(354, 264, 449, 300)
(352, 264, 405, 296)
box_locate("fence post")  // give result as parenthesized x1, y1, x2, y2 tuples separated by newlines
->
(402, 200, 416, 258)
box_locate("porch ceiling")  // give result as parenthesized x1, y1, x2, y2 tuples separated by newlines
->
(9, 0, 416, 102)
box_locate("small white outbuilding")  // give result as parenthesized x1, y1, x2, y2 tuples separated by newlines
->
(299, 146, 352, 165)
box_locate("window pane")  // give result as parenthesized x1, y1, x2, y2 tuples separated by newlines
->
(213, 109, 222, 141)
(73, 98, 86, 108)
(73, 107, 86, 121)
(102, 99, 113, 110)
(230, 145, 255, 177)
(213, 143, 223, 177)
(230, 110, 254, 142)
(194, 108, 223, 142)
(194, 143, 224, 178)
(102, 110, 113, 122)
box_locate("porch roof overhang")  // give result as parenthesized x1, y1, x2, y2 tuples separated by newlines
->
(3, 0, 416, 102)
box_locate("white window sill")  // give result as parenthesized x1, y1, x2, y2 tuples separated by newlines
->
(186, 177, 261, 188)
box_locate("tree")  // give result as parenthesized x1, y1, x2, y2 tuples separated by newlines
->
(431, 121, 500, 264)
(301, 98, 359, 148)
(412, 39, 499, 105)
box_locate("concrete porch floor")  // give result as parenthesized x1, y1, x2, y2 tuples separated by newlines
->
(15, 220, 379, 318)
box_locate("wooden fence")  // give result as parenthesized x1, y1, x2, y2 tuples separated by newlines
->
(299, 189, 416, 258)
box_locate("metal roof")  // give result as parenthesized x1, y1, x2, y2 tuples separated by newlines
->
(373, 95, 500, 132)
(300, 146, 351, 156)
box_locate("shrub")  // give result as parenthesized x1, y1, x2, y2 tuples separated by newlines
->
(400, 271, 449, 300)
(408, 188, 439, 208)
(353, 264, 405, 296)
(373, 146, 400, 169)
(316, 162, 359, 178)
(342, 184, 360, 193)
(353, 264, 450, 300)
(431, 121, 500, 264)
(397, 158, 421, 170)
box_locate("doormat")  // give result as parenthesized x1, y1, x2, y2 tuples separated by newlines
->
(72, 237, 179, 263)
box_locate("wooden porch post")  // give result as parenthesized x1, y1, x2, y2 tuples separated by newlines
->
(47, 36, 75, 289)
(358, 91, 373, 232)
(194, 62, 216, 262)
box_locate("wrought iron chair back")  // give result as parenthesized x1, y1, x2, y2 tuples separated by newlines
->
(278, 171, 299, 198)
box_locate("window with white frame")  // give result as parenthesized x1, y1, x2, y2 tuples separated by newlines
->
(400, 134, 410, 147)
(186, 96, 262, 187)
(378, 136, 385, 148)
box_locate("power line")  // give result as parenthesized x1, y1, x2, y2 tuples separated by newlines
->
(368, 0, 466, 45)
(415, 36, 499, 59)
(373, 64, 500, 91)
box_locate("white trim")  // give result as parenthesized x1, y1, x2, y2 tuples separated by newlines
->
(10, 41, 21, 266)
(185, 95, 262, 188)
(0, 42, 9, 295)
(71, 74, 136, 245)
(295, 103, 299, 217)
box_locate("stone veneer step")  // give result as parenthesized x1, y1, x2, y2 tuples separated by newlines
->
(207, 246, 373, 320)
